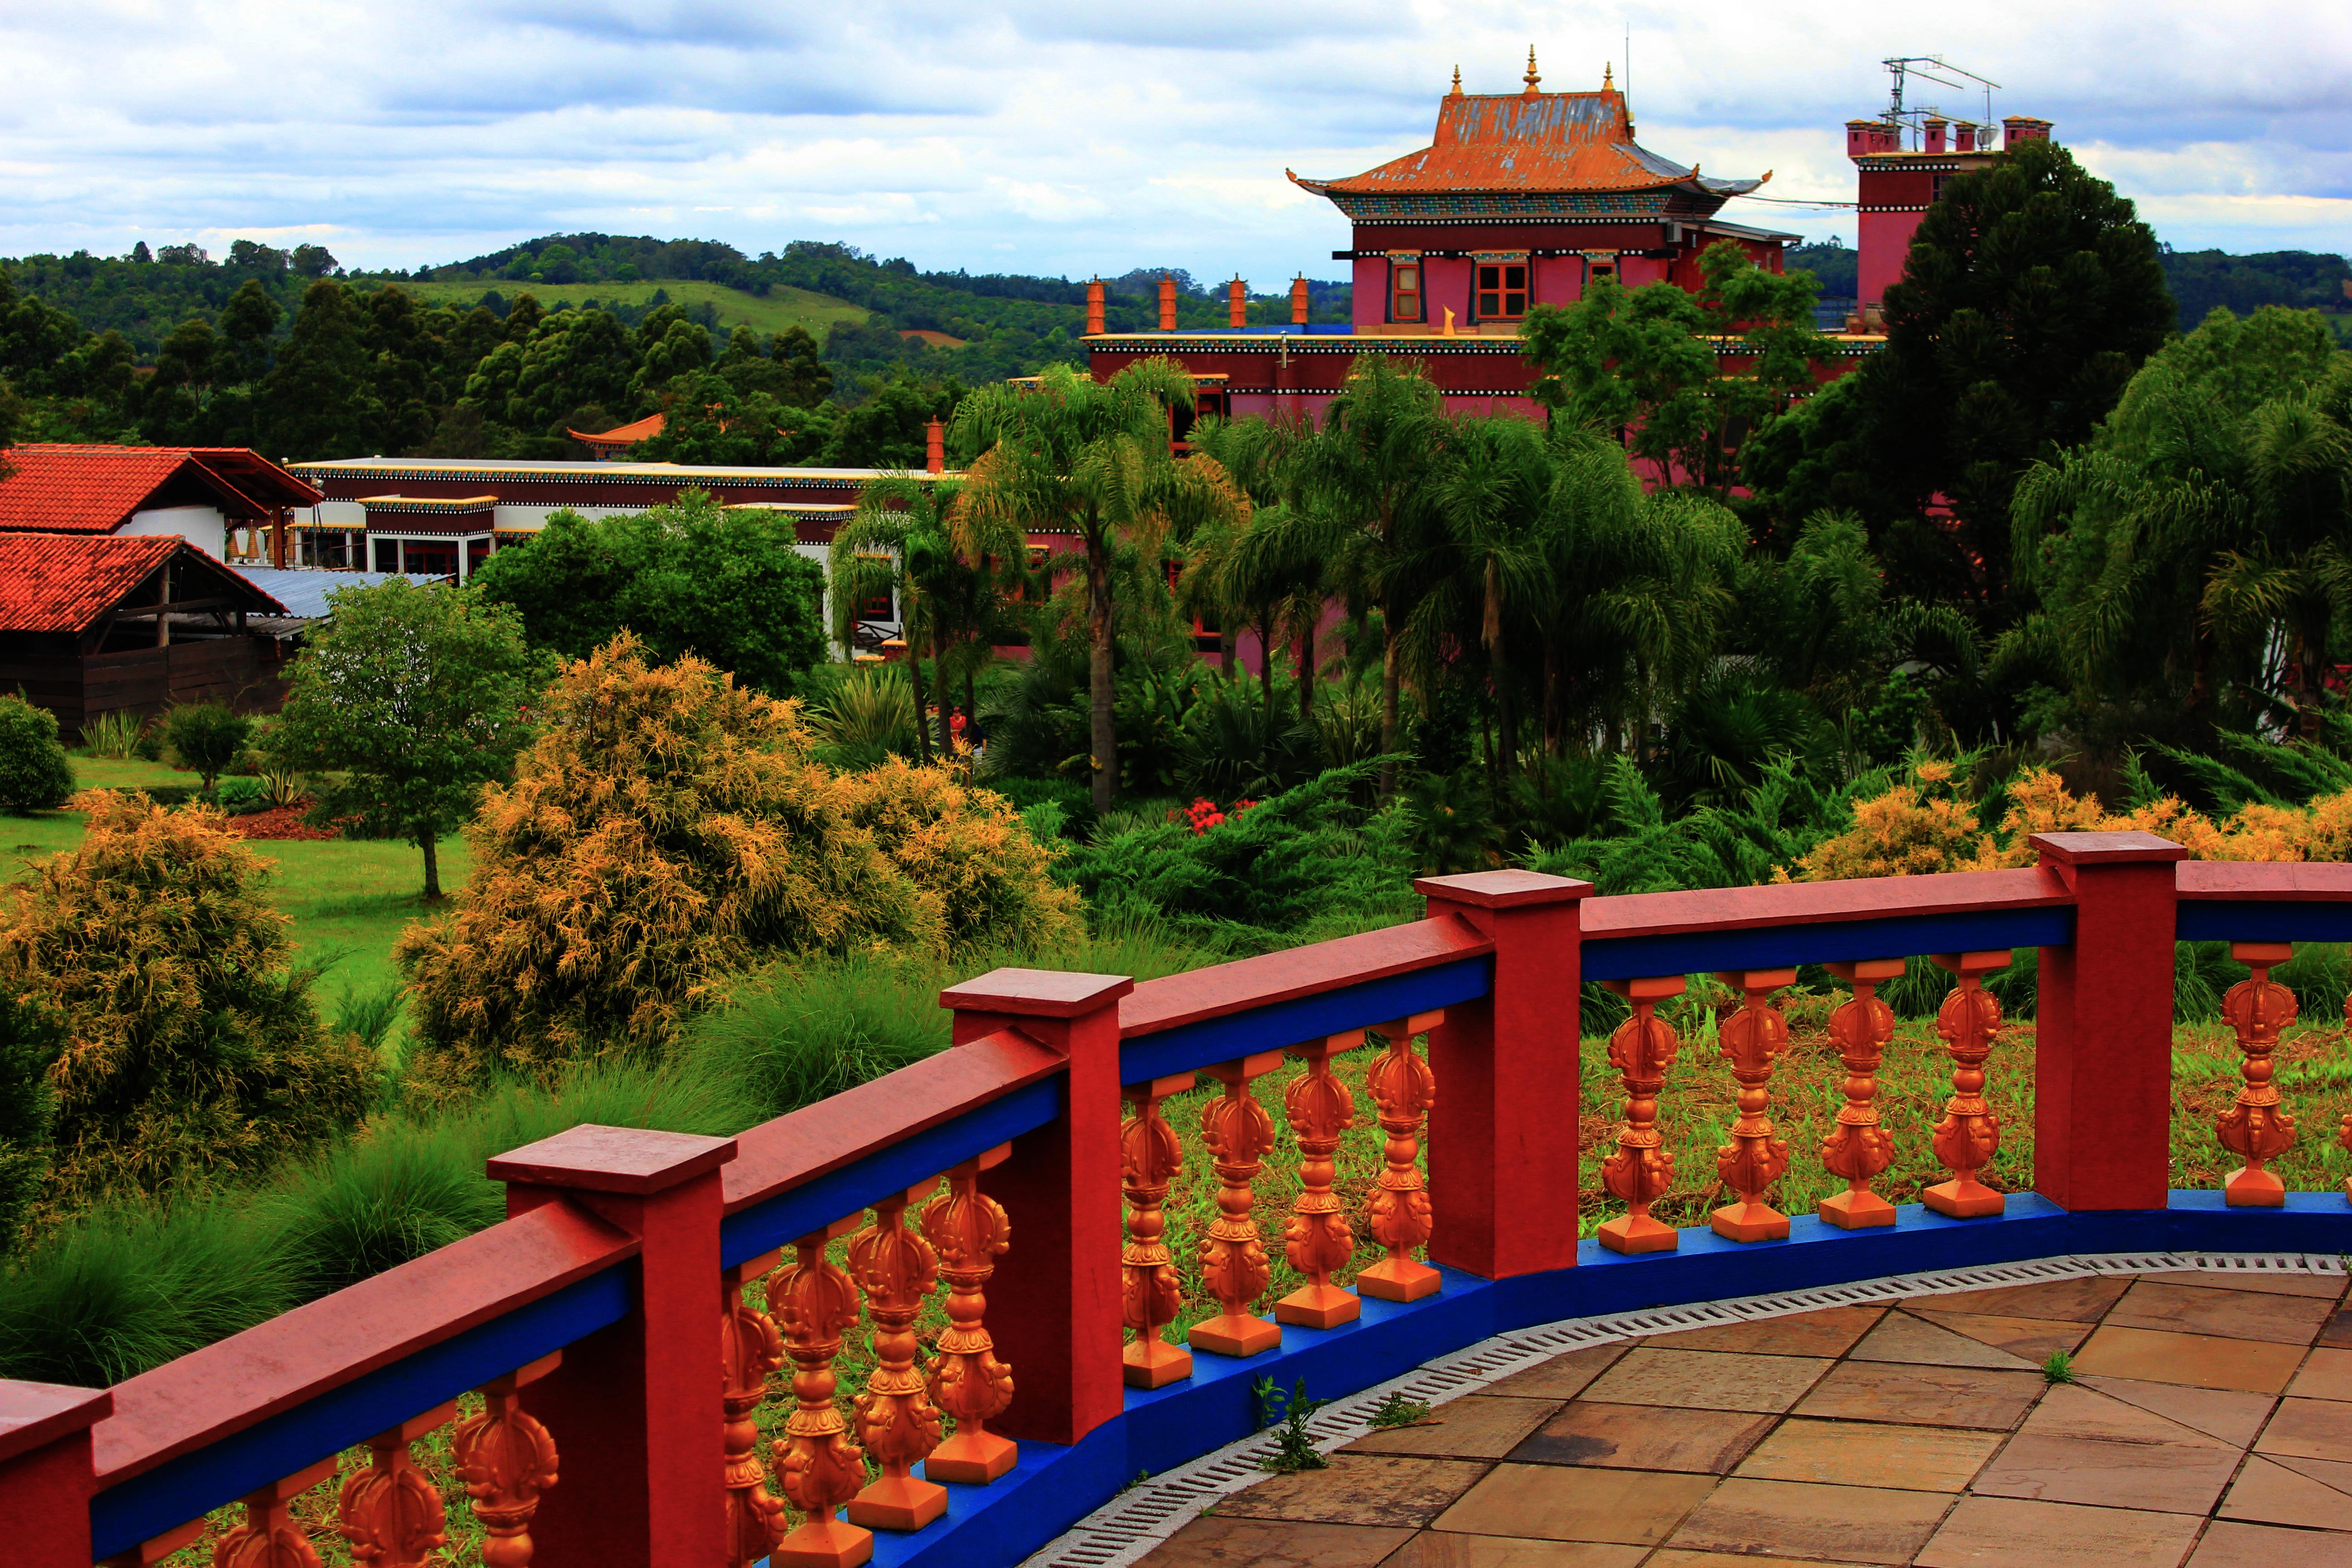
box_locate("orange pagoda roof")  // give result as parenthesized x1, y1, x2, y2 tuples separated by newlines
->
(568, 413, 665, 450)
(1291, 58, 1768, 221)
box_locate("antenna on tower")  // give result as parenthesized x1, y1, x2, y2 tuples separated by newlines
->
(1624, 21, 1631, 102)
(1881, 56, 2000, 148)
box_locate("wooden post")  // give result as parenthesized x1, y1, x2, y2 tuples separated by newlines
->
(1415, 871, 1592, 1278)
(490, 1126, 738, 1568)
(2030, 831, 2187, 1211)
(939, 968, 1132, 1446)
(0, 1380, 112, 1568)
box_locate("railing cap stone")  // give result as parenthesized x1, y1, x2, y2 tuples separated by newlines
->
(2029, 830, 2189, 865)
(0, 1379, 112, 1465)
(1416, 870, 1595, 908)
(488, 1124, 737, 1194)
(941, 967, 1135, 1017)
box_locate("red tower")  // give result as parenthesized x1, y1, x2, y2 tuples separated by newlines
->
(1851, 106, 2055, 328)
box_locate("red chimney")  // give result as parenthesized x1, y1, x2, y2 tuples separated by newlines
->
(1158, 276, 1177, 331)
(925, 418, 944, 475)
(1954, 121, 1977, 152)
(1290, 276, 1309, 325)
(1228, 277, 1246, 328)
(1924, 116, 1947, 154)
(1086, 278, 1105, 335)
(2002, 116, 2054, 145)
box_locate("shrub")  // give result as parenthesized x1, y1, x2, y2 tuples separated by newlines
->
(833, 760, 1083, 954)
(0, 695, 74, 813)
(0, 793, 377, 1217)
(397, 637, 935, 1093)
(810, 666, 919, 770)
(0, 995, 62, 1253)
(78, 709, 142, 761)
(161, 701, 253, 794)
(214, 775, 269, 814)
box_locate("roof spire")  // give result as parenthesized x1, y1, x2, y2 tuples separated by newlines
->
(1449, 64, 1462, 97)
(1604, 63, 1614, 90)
(1523, 47, 1540, 95)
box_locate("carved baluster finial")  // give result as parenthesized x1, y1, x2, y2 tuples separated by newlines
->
(848, 1185, 948, 1531)
(1712, 971, 1796, 1241)
(1122, 1072, 1196, 1387)
(1818, 959, 1904, 1229)
(1191, 1051, 1284, 1357)
(452, 1354, 560, 1568)
(2220, 942, 2299, 1206)
(722, 1252, 789, 1567)
(215, 1459, 335, 1568)
(922, 1145, 1018, 1484)
(769, 1219, 872, 1568)
(1277, 1033, 1363, 1328)
(1358, 1011, 1445, 1301)
(1598, 975, 1686, 1253)
(1924, 951, 2009, 1218)
(337, 1405, 454, 1567)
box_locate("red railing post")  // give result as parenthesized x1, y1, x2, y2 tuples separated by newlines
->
(2029, 831, 2188, 1210)
(488, 1125, 738, 1568)
(0, 1380, 111, 1568)
(1416, 871, 1594, 1277)
(939, 969, 1132, 1446)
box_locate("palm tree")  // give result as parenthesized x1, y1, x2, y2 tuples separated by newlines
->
(2203, 398, 2352, 736)
(954, 360, 1248, 812)
(829, 474, 964, 764)
(1295, 355, 1447, 797)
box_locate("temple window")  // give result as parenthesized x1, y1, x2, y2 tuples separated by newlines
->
(1390, 259, 1422, 322)
(1476, 262, 1529, 318)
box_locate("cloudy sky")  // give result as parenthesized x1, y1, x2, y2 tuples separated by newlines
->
(2, 0, 2346, 284)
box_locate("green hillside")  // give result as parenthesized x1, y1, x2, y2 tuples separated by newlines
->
(392, 278, 867, 338)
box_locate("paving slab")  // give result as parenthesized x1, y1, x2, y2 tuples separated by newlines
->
(1135, 1515, 1416, 1567)
(1507, 1403, 1774, 1474)
(1847, 1312, 2039, 1371)
(1215, 1455, 1492, 1529)
(1431, 1465, 1717, 1546)
(1579, 1348, 1833, 1414)
(1480, 1343, 1635, 1402)
(1665, 1476, 1951, 1565)
(1915, 1494, 2201, 1568)
(1791, 1362, 2043, 1430)
(2220, 1456, 2352, 1531)
(1377, 1532, 1649, 1566)
(2185, 1520, 2352, 1568)
(2076, 1377, 2277, 1447)
(1902, 1275, 2132, 1323)
(1347, 1398, 1564, 1460)
(1732, 1417, 2002, 1493)
(2071, 1326, 2307, 1393)
(2286, 1347, 2352, 1404)
(2138, 1270, 2348, 1301)
(2107, 1282, 2337, 1345)
(1642, 1306, 1883, 1358)
(1909, 1308, 2096, 1361)
(2256, 1398, 2352, 1464)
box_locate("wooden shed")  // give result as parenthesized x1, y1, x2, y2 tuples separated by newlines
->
(0, 534, 292, 734)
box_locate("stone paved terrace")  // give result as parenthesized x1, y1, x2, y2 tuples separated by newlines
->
(1133, 1269, 2352, 1568)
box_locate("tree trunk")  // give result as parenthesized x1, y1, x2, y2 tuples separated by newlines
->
(908, 617, 934, 765)
(1259, 612, 1275, 716)
(1088, 535, 1117, 814)
(934, 628, 955, 759)
(1220, 625, 1240, 682)
(1541, 629, 1561, 757)
(1379, 617, 1402, 801)
(1485, 558, 1514, 780)
(420, 832, 442, 901)
(2301, 617, 2328, 740)
(1297, 614, 1317, 726)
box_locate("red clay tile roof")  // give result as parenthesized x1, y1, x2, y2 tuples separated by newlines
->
(1293, 88, 1764, 198)
(0, 445, 322, 536)
(567, 413, 665, 446)
(0, 534, 289, 633)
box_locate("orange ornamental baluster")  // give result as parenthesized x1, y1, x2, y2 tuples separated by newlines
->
(921, 1145, 1018, 1484)
(1598, 975, 1686, 1254)
(1358, 1011, 1445, 1301)
(1279, 1032, 1364, 1328)
(451, 1352, 560, 1568)
(1924, 951, 2010, 1219)
(769, 1218, 872, 1568)
(2218, 942, 2299, 1207)
(847, 1186, 948, 1532)
(1191, 1050, 1285, 1357)
(1818, 959, 1905, 1230)
(1122, 1072, 1197, 1387)
(336, 1404, 454, 1567)
(722, 1250, 789, 1567)
(214, 1458, 336, 1568)
(1712, 970, 1797, 1241)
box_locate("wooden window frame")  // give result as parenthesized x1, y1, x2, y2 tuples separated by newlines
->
(1389, 255, 1423, 323)
(1475, 259, 1529, 320)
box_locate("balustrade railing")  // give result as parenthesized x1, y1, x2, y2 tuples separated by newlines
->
(7, 834, 2352, 1568)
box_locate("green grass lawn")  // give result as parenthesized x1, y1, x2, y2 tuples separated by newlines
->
(71, 755, 193, 792)
(392, 277, 869, 339)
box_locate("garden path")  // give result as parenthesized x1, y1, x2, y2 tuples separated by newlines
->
(1136, 1269, 2352, 1567)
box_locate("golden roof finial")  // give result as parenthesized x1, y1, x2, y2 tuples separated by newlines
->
(1604, 63, 1614, 90)
(1450, 64, 1462, 96)
(1524, 47, 1540, 94)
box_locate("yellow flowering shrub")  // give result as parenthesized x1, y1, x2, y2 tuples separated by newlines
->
(1796, 760, 2352, 881)
(0, 792, 375, 1216)
(832, 759, 1082, 956)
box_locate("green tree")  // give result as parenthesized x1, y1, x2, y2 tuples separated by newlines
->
(468, 490, 827, 699)
(258, 280, 383, 459)
(956, 359, 1246, 812)
(828, 475, 977, 762)
(160, 701, 252, 795)
(0, 695, 73, 812)
(267, 579, 537, 899)
(1523, 240, 1828, 496)
(2202, 398, 2352, 735)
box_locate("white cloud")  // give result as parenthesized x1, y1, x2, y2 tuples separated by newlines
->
(0, 0, 2343, 283)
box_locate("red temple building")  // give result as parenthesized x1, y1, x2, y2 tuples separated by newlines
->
(1850, 112, 2053, 325)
